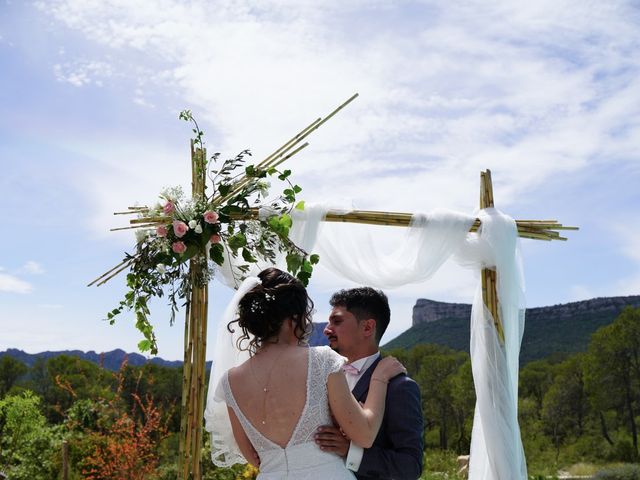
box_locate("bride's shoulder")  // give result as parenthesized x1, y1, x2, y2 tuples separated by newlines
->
(312, 346, 346, 365)
(227, 360, 250, 379)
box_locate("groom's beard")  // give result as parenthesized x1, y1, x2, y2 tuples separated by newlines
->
(326, 336, 340, 353)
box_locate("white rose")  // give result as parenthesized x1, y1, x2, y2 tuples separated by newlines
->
(194, 224, 203, 234)
(157, 264, 167, 274)
(135, 229, 149, 243)
(188, 219, 198, 229)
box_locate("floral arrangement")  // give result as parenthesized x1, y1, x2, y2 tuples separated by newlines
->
(100, 111, 319, 354)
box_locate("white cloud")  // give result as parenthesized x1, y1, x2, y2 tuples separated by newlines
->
(0, 273, 33, 294)
(53, 60, 113, 87)
(22, 261, 45, 275)
(31, 0, 640, 332)
(35, 1, 640, 218)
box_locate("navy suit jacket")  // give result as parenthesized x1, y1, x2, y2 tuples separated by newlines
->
(351, 357, 424, 479)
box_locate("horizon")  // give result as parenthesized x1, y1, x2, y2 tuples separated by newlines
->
(1, 1, 639, 361)
(3, 292, 639, 358)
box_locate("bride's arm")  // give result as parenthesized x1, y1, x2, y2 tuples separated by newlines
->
(327, 356, 405, 448)
(227, 406, 261, 467)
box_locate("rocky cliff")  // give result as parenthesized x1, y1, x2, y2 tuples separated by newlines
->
(412, 295, 640, 326)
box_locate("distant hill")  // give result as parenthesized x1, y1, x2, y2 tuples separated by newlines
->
(0, 322, 330, 370)
(383, 295, 640, 364)
(0, 348, 186, 371)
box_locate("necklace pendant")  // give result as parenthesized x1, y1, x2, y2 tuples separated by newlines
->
(263, 387, 268, 392)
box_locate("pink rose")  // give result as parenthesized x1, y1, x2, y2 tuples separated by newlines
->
(172, 241, 187, 254)
(203, 210, 219, 224)
(156, 225, 168, 237)
(163, 202, 175, 214)
(210, 234, 221, 244)
(173, 220, 188, 238)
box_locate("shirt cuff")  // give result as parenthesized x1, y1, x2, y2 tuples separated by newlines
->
(346, 442, 364, 472)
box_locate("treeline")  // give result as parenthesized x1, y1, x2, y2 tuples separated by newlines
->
(1, 307, 639, 478)
(385, 306, 640, 475)
(0, 356, 252, 479)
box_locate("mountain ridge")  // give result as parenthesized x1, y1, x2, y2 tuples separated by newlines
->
(4, 295, 638, 368)
(388, 294, 640, 363)
(0, 323, 330, 370)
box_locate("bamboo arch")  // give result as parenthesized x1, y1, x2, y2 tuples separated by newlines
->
(92, 94, 577, 479)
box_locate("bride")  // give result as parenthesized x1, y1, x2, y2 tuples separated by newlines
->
(208, 267, 406, 479)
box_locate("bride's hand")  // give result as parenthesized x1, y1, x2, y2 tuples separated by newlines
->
(371, 356, 406, 383)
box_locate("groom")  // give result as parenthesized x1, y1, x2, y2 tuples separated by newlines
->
(315, 287, 424, 479)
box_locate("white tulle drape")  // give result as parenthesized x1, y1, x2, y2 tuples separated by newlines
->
(204, 276, 261, 467)
(204, 204, 528, 479)
(204, 205, 328, 466)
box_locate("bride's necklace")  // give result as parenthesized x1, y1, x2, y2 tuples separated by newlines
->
(252, 345, 288, 425)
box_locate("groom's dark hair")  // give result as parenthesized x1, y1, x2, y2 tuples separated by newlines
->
(330, 287, 390, 344)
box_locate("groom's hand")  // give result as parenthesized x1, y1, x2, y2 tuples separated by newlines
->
(314, 425, 350, 457)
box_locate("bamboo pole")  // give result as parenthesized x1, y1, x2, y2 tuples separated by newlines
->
(210, 93, 358, 207)
(87, 258, 133, 287)
(479, 170, 505, 344)
(178, 297, 191, 478)
(94, 207, 577, 287)
(178, 145, 209, 480)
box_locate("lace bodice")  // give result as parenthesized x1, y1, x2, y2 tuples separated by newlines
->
(218, 346, 353, 478)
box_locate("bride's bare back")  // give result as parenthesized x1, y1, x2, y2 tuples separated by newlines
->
(228, 345, 309, 448)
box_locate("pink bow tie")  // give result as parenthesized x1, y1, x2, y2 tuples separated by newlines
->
(342, 364, 360, 375)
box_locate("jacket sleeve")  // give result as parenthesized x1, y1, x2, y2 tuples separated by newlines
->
(357, 376, 424, 479)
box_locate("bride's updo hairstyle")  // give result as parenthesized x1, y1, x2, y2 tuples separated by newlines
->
(229, 267, 314, 354)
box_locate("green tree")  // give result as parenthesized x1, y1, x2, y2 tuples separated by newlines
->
(416, 348, 467, 450)
(0, 356, 27, 397)
(584, 307, 640, 460)
(519, 358, 555, 416)
(120, 363, 182, 432)
(0, 391, 60, 479)
(449, 358, 475, 452)
(38, 355, 113, 423)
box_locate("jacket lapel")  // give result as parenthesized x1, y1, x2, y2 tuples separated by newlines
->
(352, 356, 381, 402)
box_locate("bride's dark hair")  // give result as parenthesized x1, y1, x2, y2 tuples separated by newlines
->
(228, 267, 314, 354)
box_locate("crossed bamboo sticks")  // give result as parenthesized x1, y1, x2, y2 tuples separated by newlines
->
(91, 93, 578, 290)
(120, 208, 576, 241)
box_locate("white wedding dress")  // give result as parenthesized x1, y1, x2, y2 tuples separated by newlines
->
(217, 345, 355, 479)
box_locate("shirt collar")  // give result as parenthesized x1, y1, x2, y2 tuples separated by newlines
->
(348, 351, 380, 374)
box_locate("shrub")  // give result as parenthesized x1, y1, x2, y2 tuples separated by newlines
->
(0, 391, 60, 480)
(594, 464, 640, 480)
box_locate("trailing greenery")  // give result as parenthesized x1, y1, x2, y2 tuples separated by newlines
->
(105, 112, 319, 354)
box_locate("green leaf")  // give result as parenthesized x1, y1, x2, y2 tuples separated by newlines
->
(268, 215, 280, 230)
(286, 253, 303, 274)
(301, 260, 313, 273)
(228, 232, 247, 251)
(279, 214, 293, 229)
(278, 169, 291, 181)
(295, 201, 305, 210)
(210, 243, 225, 266)
(296, 270, 311, 286)
(138, 339, 152, 352)
(293, 185, 302, 194)
(310, 254, 320, 264)
(218, 184, 231, 197)
(242, 247, 257, 263)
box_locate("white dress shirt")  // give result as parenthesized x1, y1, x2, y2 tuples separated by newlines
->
(343, 351, 381, 472)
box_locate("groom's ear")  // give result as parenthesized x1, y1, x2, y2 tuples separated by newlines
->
(361, 318, 377, 339)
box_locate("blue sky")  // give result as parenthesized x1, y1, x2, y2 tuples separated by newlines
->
(1, 0, 639, 360)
